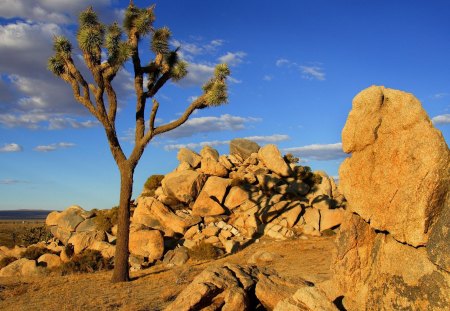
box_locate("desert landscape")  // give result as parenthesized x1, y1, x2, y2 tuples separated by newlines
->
(1, 1, 449, 311)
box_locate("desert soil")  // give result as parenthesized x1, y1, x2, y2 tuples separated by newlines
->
(0, 220, 45, 248)
(0, 235, 336, 311)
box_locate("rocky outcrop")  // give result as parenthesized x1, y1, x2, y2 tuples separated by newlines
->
(330, 86, 450, 310)
(164, 264, 333, 311)
(258, 144, 292, 177)
(340, 86, 450, 246)
(129, 229, 164, 261)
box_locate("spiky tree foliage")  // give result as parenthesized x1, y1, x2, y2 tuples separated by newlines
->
(48, 2, 230, 283)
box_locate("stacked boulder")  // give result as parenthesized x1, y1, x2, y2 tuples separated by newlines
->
(133, 139, 346, 255)
(326, 86, 450, 310)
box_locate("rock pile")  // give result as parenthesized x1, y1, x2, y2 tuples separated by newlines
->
(133, 139, 346, 259)
(327, 86, 450, 310)
(0, 139, 346, 275)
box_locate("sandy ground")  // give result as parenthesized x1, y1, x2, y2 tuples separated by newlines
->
(0, 235, 336, 311)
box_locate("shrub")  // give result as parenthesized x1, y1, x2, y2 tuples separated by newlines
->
(94, 206, 119, 232)
(284, 153, 299, 164)
(144, 175, 164, 196)
(21, 246, 53, 260)
(61, 249, 113, 275)
(0, 256, 17, 269)
(188, 242, 222, 261)
(13, 226, 52, 247)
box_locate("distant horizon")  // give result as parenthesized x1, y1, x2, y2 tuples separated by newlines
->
(1, 0, 449, 211)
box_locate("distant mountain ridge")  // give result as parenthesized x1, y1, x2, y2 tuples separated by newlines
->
(0, 210, 53, 220)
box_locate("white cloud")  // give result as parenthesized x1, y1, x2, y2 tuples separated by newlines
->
(263, 75, 273, 81)
(276, 58, 326, 81)
(0, 20, 134, 129)
(171, 38, 224, 60)
(432, 114, 450, 125)
(164, 134, 289, 151)
(34, 142, 75, 152)
(218, 51, 246, 67)
(299, 65, 326, 81)
(283, 143, 346, 161)
(161, 114, 261, 139)
(0, 143, 23, 152)
(0, 0, 113, 24)
(176, 62, 215, 87)
(187, 96, 198, 103)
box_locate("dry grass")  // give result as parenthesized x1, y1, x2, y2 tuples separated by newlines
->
(0, 235, 336, 310)
(0, 220, 45, 248)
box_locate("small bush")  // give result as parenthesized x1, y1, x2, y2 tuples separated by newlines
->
(144, 175, 164, 192)
(0, 256, 17, 269)
(12, 226, 52, 247)
(284, 153, 299, 164)
(188, 242, 222, 261)
(94, 207, 119, 233)
(64, 243, 74, 258)
(21, 246, 53, 260)
(61, 249, 113, 275)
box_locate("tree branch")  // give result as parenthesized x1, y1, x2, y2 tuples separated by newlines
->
(146, 72, 170, 98)
(153, 95, 207, 136)
(149, 99, 159, 131)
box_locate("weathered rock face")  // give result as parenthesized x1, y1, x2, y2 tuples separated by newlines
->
(230, 138, 261, 160)
(37, 253, 62, 269)
(161, 170, 207, 204)
(332, 213, 450, 311)
(129, 229, 164, 261)
(330, 86, 450, 311)
(67, 231, 106, 254)
(258, 144, 292, 177)
(340, 86, 450, 246)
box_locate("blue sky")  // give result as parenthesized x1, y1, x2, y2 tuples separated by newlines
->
(0, 0, 449, 211)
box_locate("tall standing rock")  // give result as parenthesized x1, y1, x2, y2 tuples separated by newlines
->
(329, 86, 450, 310)
(340, 86, 450, 246)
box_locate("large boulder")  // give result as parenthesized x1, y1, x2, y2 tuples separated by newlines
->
(191, 192, 226, 217)
(200, 145, 220, 161)
(0, 258, 43, 277)
(46, 205, 85, 232)
(339, 86, 450, 246)
(199, 158, 228, 177)
(133, 197, 201, 234)
(274, 286, 338, 311)
(230, 138, 260, 160)
(258, 144, 292, 177)
(67, 231, 106, 254)
(177, 148, 201, 168)
(201, 176, 231, 203)
(164, 264, 259, 311)
(161, 170, 207, 204)
(129, 229, 164, 260)
(37, 253, 62, 269)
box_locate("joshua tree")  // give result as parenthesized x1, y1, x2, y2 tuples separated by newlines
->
(48, 3, 229, 282)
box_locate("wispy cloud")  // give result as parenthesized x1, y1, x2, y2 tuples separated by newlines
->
(432, 114, 450, 125)
(299, 65, 326, 81)
(263, 75, 273, 81)
(0, 178, 28, 185)
(276, 58, 326, 81)
(34, 142, 75, 152)
(161, 114, 261, 139)
(431, 93, 449, 99)
(218, 51, 246, 67)
(283, 143, 346, 161)
(0, 143, 23, 152)
(164, 134, 289, 151)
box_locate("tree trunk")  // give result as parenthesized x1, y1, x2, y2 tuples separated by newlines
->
(111, 165, 134, 282)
